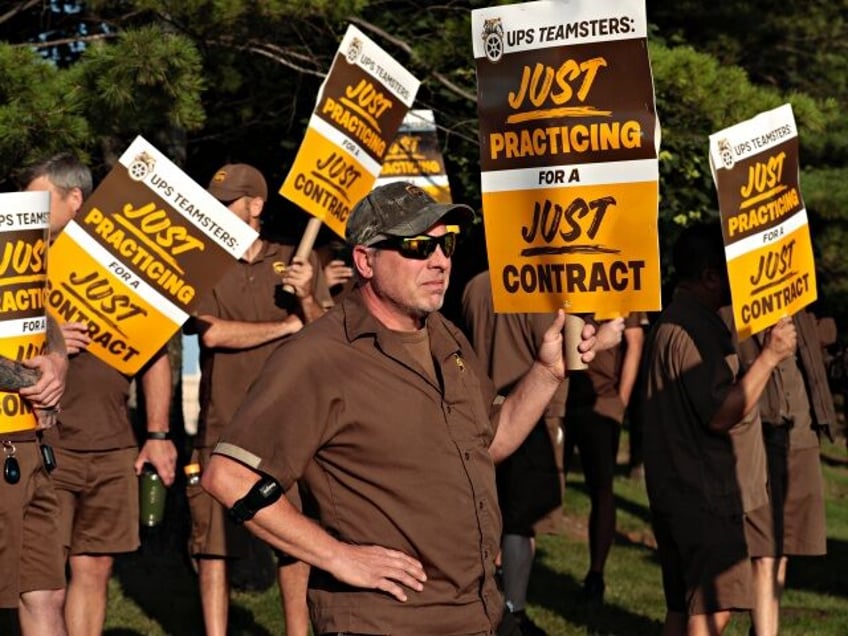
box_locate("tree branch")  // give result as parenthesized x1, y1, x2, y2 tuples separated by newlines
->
(209, 37, 326, 79)
(0, 0, 40, 27)
(348, 16, 412, 55)
(14, 32, 116, 49)
(348, 15, 476, 103)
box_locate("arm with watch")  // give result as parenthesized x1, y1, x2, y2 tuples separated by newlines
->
(133, 348, 177, 486)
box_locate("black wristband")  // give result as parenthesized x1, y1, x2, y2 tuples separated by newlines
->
(146, 431, 172, 441)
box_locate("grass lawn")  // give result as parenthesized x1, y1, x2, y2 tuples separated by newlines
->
(93, 436, 848, 635)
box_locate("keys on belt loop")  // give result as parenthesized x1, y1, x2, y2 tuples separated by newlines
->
(3, 440, 20, 485)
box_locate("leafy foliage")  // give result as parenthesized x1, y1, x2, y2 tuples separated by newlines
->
(1, 0, 846, 316)
(0, 43, 91, 178)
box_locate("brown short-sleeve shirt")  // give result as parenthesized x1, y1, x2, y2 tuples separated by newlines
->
(192, 241, 331, 448)
(214, 290, 504, 634)
(642, 290, 767, 517)
(461, 271, 566, 417)
(43, 351, 134, 451)
(730, 309, 833, 451)
(567, 312, 647, 422)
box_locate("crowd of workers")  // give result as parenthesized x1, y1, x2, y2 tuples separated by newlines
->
(0, 155, 834, 636)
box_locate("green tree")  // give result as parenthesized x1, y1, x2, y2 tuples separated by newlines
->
(649, 0, 848, 318)
(2, 1, 845, 315)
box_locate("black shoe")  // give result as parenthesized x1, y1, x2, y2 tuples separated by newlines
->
(510, 609, 547, 636)
(582, 571, 605, 604)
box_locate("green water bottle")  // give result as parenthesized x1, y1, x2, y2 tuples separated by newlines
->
(139, 463, 166, 527)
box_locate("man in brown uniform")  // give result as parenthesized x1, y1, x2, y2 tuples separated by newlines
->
(201, 182, 600, 635)
(22, 153, 177, 636)
(726, 308, 832, 635)
(564, 311, 646, 603)
(461, 270, 567, 636)
(641, 222, 796, 636)
(462, 271, 624, 632)
(187, 163, 332, 636)
(0, 314, 68, 635)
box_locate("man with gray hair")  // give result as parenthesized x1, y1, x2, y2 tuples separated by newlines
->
(202, 181, 608, 635)
(21, 153, 176, 636)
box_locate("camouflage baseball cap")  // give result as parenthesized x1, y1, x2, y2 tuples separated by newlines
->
(345, 182, 475, 246)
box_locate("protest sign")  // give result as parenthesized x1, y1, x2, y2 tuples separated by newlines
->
(376, 109, 453, 203)
(280, 24, 420, 240)
(47, 136, 257, 375)
(709, 103, 816, 340)
(0, 192, 49, 432)
(472, 0, 660, 316)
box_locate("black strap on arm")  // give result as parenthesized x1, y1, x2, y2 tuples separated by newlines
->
(228, 475, 283, 524)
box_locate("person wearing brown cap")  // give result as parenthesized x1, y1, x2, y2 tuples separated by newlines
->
(21, 153, 176, 636)
(201, 181, 605, 635)
(186, 163, 332, 636)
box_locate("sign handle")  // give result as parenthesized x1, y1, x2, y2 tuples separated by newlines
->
(283, 217, 324, 294)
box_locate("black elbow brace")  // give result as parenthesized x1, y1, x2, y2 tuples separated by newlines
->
(228, 475, 283, 525)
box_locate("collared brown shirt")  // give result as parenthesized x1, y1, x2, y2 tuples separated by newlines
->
(567, 312, 647, 422)
(44, 350, 134, 451)
(461, 271, 566, 417)
(641, 289, 767, 517)
(730, 309, 835, 450)
(215, 289, 504, 635)
(192, 241, 331, 449)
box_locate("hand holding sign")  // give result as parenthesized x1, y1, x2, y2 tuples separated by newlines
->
(279, 256, 314, 300)
(60, 322, 91, 355)
(762, 316, 797, 366)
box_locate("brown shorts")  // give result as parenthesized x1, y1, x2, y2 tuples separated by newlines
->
(653, 508, 753, 615)
(744, 503, 776, 558)
(52, 446, 140, 555)
(188, 448, 302, 559)
(783, 446, 826, 554)
(0, 441, 65, 608)
(764, 426, 826, 556)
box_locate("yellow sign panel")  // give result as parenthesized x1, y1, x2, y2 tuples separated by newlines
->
(0, 334, 47, 433)
(47, 233, 179, 375)
(377, 110, 453, 203)
(726, 223, 815, 340)
(485, 181, 660, 315)
(281, 128, 375, 239)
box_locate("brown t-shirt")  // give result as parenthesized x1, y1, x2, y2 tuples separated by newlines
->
(730, 309, 833, 451)
(43, 350, 134, 451)
(642, 289, 767, 517)
(461, 271, 566, 417)
(214, 290, 504, 635)
(567, 312, 647, 422)
(192, 241, 331, 449)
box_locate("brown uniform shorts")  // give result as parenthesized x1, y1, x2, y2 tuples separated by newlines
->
(188, 448, 302, 559)
(0, 441, 65, 608)
(652, 508, 753, 615)
(744, 502, 776, 559)
(764, 426, 826, 556)
(52, 446, 140, 555)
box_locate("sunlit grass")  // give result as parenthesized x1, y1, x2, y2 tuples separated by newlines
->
(101, 437, 847, 635)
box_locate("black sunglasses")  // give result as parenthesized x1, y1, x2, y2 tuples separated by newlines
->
(374, 226, 459, 260)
